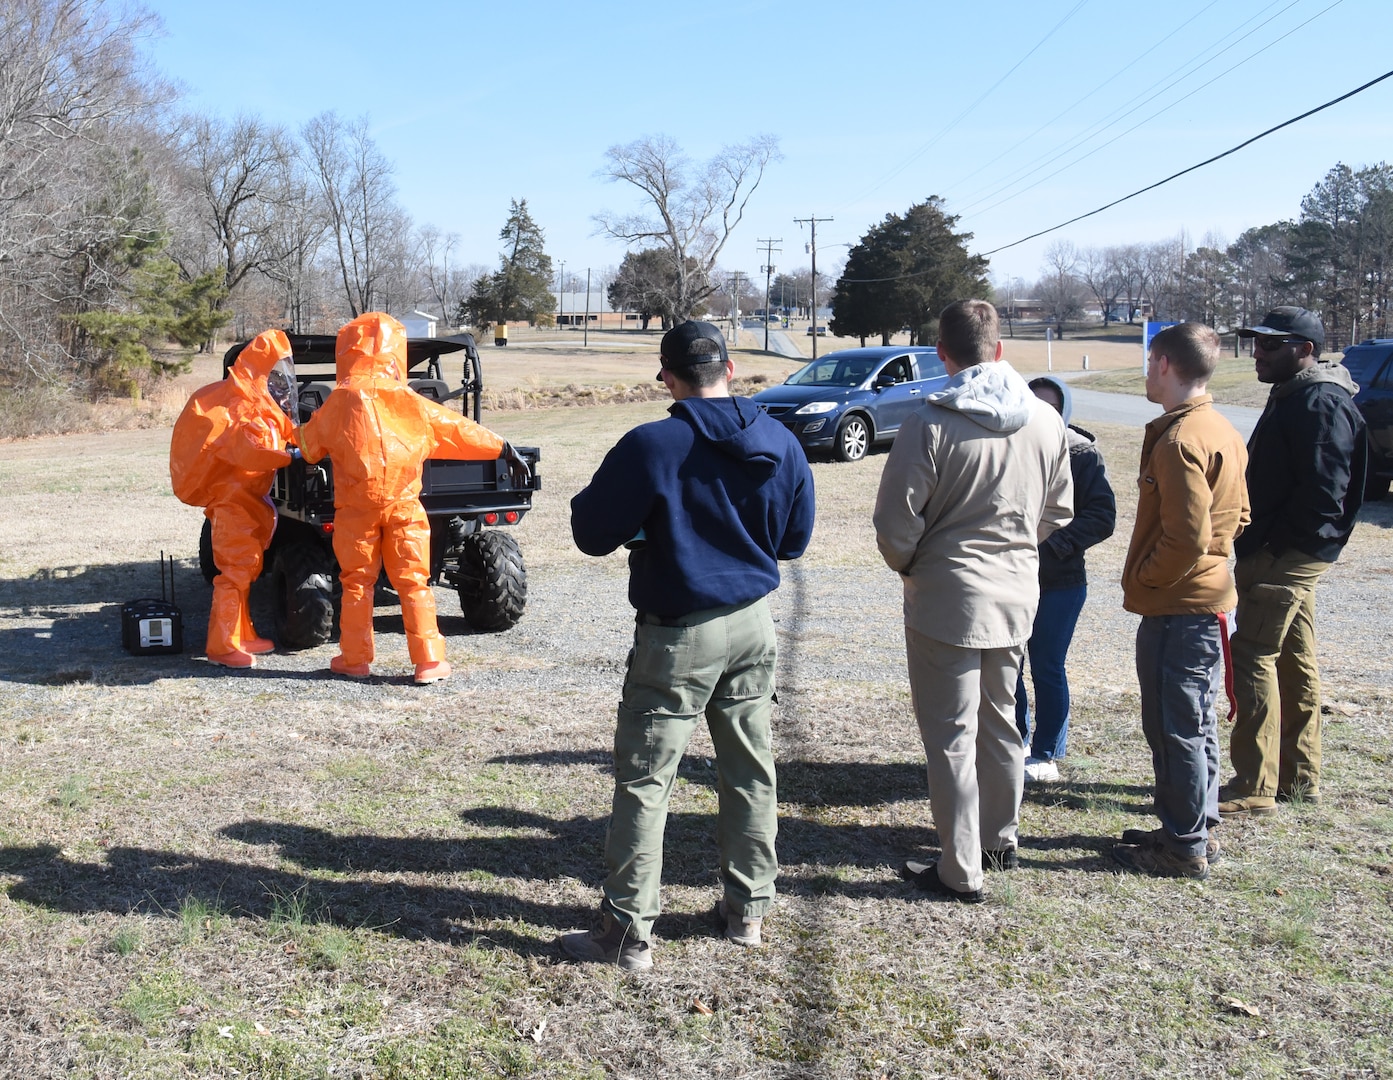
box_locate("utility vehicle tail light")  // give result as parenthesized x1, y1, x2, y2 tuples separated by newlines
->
(483, 512, 499, 525)
(321, 523, 334, 535)
(504, 511, 519, 524)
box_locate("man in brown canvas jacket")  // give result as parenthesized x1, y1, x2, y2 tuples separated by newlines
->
(1115, 323, 1250, 880)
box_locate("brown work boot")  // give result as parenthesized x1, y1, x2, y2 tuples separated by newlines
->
(1112, 842, 1209, 881)
(558, 913, 652, 972)
(1218, 794, 1277, 818)
(1120, 826, 1221, 864)
(715, 899, 762, 947)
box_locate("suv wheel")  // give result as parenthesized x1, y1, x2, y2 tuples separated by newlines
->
(456, 531, 527, 631)
(271, 541, 336, 649)
(835, 414, 871, 462)
(198, 518, 218, 584)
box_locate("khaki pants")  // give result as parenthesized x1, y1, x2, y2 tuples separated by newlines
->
(601, 599, 778, 942)
(905, 627, 1025, 893)
(1229, 549, 1331, 798)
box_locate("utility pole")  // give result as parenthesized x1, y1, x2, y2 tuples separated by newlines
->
(583, 267, 591, 348)
(728, 270, 745, 344)
(758, 237, 781, 353)
(794, 214, 832, 359)
(558, 260, 566, 332)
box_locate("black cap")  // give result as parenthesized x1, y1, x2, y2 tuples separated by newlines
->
(1236, 306, 1325, 349)
(656, 320, 728, 380)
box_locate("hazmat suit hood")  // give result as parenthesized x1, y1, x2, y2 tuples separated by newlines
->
(336, 312, 406, 384)
(925, 359, 1036, 433)
(671, 396, 788, 480)
(232, 329, 292, 382)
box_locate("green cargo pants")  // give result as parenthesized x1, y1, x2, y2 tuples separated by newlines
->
(601, 598, 778, 943)
(1229, 548, 1331, 799)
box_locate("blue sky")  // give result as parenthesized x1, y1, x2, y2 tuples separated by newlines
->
(144, 0, 1393, 291)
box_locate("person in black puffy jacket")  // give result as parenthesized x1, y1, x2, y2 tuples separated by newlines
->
(1016, 376, 1116, 783)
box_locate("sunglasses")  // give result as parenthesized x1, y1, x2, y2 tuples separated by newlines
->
(1253, 334, 1302, 352)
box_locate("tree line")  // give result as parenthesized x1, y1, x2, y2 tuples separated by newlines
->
(999, 163, 1393, 348)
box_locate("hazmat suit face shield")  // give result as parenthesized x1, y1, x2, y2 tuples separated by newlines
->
(267, 358, 298, 420)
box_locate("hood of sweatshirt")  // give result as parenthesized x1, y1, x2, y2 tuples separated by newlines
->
(924, 359, 1035, 432)
(671, 396, 788, 478)
(1272, 358, 1358, 399)
(1029, 374, 1073, 424)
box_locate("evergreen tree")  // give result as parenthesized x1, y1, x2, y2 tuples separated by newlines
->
(830, 198, 988, 346)
(472, 198, 555, 325)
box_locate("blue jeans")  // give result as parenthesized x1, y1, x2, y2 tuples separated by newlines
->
(1135, 614, 1222, 859)
(1015, 584, 1087, 760)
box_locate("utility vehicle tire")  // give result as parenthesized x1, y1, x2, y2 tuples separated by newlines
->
(835, 414, 871, 462)
(199, 518, 218, 584)
(1365, 474, 1390, 502)
(271, 541, 336, 649)
(456, 531, 527, 631)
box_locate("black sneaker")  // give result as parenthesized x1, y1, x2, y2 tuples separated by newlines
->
(1120, 826, 1221, 864)
(899, 859, 984, 903)
(983, 848, 1018, 871)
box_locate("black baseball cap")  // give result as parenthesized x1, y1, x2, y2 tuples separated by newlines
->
(1236, 307, 1325, 349)
(656, 320, 728, 380)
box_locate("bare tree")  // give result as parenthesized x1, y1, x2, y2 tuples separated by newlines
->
(174, 113, 292, 307)
(419, 224, 467, 324)
(300, 111, 398, 317)
(594, 134, 780, 323)
(1079, 246, 1124, 325)
(0, 0, 169, 392)
(1037, 240, 1085, 337)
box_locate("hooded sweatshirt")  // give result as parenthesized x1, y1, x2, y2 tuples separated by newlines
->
(873, 360, 1073, 649)
(571, 395, 816, 617)
(1030, 375, 1117, 590)
(1235, 360, 1367, 562)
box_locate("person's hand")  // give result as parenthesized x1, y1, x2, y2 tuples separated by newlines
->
(500, 441, 531, 487)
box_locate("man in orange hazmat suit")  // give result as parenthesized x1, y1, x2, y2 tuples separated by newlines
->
(170, 329, 297, 669)
(298, 312, 529, 685)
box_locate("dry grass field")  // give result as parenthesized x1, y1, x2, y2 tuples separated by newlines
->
(2, 365, 1392, 1078)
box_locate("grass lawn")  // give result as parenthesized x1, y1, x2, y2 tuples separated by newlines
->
(1, 391, 1391, 1078)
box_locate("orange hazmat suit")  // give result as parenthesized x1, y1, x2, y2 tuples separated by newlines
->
(170, 329, 296, 665)
(298, 312, 506, 677)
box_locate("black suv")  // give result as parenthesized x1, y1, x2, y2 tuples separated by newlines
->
(202, 331, 542, 646)
(1341, 338, 1393, 500)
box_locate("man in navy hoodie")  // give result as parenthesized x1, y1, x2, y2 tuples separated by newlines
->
(562, 320, 815, 972)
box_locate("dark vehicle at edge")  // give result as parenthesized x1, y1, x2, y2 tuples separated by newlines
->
(1340, 338, 1393, 501)
(751, 346, 948, 461)
(204, 331, 542, 647)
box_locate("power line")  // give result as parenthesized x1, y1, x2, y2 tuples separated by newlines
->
(938, 0, 1231, 201)
(836, 67, 1393, 282)
(834, 0, 1090, 212)
(960, 0, 1343, 221)
(980, 67, 1393, 256)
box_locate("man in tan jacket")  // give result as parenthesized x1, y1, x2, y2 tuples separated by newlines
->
(874, 300, 1073, 902)
(1115, 322, 1250, 880)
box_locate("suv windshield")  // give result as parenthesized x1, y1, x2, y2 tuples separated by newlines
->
(787, 357, 879, 387)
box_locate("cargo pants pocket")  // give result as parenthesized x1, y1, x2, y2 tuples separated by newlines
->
(1235, 582, 1301, 650)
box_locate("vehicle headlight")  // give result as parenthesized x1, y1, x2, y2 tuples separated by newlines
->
(794, 401, 838, 416)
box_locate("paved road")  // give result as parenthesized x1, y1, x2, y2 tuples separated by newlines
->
(1068, 387, 1262, 438)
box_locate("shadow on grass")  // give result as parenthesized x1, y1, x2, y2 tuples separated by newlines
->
(0, 797, 945, 956)
(489, 752, 930, 808)
(0, 558, 502, 687)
